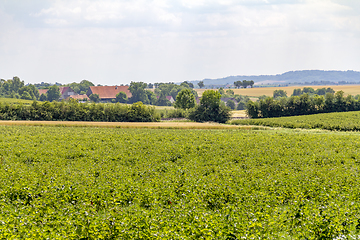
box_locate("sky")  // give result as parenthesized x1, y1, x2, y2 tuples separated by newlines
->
(1, 0, 360, 85)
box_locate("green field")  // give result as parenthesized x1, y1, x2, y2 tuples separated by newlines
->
(231, 111, 360, 131)
(1, 126, 360, 238)
(0, 97, 33, 105)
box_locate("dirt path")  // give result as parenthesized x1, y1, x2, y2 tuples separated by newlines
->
(0, 120, 251, 129)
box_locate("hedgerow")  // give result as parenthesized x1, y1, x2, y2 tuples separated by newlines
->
(0, 100, 160, 122)
(232, 111, 360, 131)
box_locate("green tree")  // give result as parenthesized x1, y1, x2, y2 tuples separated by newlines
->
(128, 82, 149, 104)
(246, 100, 260, 118)
(234, 81, 242, 89)
(47, 85, 61, 102)
(174, 88, 196, 109)
(198, 81, 204, 89)
(292, 88, 302, 96)
(146, 90, 157, 105)
(226, 100, 236, 110)
(273, 90, 287, 98)
(156, 92, 172, 106)
(89, 94, 100, 103)
(21, 91, 32, 100)
(115, 92, 128, 103)
(39, 93, 47, 101)
(226, 89, 234, 96)
(189, 90, 231, 123)
(218, 88, 225, 95)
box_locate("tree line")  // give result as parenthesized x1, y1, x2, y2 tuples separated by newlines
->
(247, 90, 360, 118)
(0, 77, 39, 100)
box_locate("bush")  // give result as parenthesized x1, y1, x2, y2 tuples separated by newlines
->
(188, 90, 231, 123)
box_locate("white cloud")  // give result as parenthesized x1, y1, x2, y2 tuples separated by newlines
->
(0, 0, 359, 84)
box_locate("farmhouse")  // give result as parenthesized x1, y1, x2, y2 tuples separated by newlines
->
(86, 86, 132, 102)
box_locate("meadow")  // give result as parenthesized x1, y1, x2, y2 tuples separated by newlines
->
(1, 125, 360, 238)
(231, 111, 360, 131)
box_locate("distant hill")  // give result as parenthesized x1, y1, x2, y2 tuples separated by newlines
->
(192, 70, 360, 86)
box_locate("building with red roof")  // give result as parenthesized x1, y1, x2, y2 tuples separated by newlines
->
(86, 86, 132, 102)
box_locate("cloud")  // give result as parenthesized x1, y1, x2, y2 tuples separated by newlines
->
(0, 0, 359, 84)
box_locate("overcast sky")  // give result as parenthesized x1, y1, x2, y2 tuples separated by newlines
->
(1, 0, 359, 85)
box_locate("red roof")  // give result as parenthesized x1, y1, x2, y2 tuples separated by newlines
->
(38, 87, 70, 95)
(67, 94, 90, 100)
(59, 87, 70, 94)
(87, 86, 132, 99)
(38, 89, 48, 95)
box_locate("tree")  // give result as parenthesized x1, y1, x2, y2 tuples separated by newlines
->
(218, 88, 225, 95)
(174, 88, 196, 109)
(249, 80, 255, 88)
(226, 100, 236, 110)
(302, 87, 315, 94)
(148, 83, 153, 89)
(156, 92, 172, 106)
(234, 81, 242, 89)
(226, 89, 234, 96)
(47, 85, 61, 102)
(128, 82, 149, 104)
(188, 90, 231, 123)
(39, 93, 47, 101)
(246, 101, 259, 118)
(115, 92, 128, 103)
(21, 91, 32, 100)
(198, 81, 204, 89)
(273, 90, 287, 98)
(89, 94, 100, 103)
(146, 90, 157, 105)
(242, 80, 250, 88)
(292, 88, 302, 96)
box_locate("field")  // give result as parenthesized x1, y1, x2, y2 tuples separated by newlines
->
(2, 125, 360, 238)
(231, 111, 360, 131)
(195, 85, 360, 97)
(0, 98, 33, 105)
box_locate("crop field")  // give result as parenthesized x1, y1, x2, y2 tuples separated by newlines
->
(2, 126, 360, 238)
(231, 111, 360, 131)
(195, 85, 360, 97)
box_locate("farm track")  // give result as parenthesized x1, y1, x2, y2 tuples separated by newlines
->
(0, 120, 250, 129)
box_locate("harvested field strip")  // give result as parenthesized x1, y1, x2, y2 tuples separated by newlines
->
(0, 120, 253, 129)
(196, 85, 360, 97)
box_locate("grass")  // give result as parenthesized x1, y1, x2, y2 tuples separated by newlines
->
(0, 97, 34, 105)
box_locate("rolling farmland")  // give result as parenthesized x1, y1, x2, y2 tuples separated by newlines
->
(196, 85, 360, 97)
(1, 125, 360, 238)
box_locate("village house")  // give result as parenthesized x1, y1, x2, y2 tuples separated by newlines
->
(86, 86, 132, 102)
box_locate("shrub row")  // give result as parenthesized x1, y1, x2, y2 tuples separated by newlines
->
(247, 91, 360, 118)
(0, 100, 160, 122)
